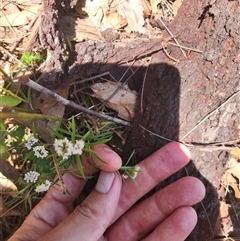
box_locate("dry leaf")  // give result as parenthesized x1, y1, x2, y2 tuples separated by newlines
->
(0, 5, 41, 27)
(59, 16, 104, 42)
(221, 158, 240, 199)
(90, 82, 137, 121)
(231, 148, 240, 159)
(31, 84, 70, 142)
(31, 84, 69, 113)
(149, 0, 162, 14)
(83, 0, 106, 28)
(116, 0, 146, 33)
(83, 0, 127, 30)
(0, 173, 18, 197)
(229, 163, 240, 181)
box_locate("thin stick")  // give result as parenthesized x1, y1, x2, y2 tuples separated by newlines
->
(158, 18, 187, 58)
(180, 90, 240, 141)
(162, 42, 179, 62)
(139, 125, 175, 142)
(140, 64, 150, 113)
(52, 156, 66, 194)
(169, 42, 203, 53)
(16, 75, 131, 127)
(68, 72, 110, 86)
(197, 146, 237, 152)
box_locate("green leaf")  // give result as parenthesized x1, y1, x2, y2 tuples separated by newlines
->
(0, 96, 22, 107)
(10, 125, 25, 139)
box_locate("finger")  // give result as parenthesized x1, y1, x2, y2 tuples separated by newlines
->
(80, 144, 122, 173)
(113, 142, 191, 221)
(9, 145, 122, 241)
(39, 171, 122, 241)
(143, 206, 197, 241)
(105, 176, 205, 240)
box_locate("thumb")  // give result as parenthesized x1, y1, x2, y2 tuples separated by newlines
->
(39, 171, 122, 241)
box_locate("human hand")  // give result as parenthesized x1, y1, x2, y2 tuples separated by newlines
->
(9, 142, 205, 241)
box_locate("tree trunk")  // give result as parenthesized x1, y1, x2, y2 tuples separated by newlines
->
(123, 0, 240, 240)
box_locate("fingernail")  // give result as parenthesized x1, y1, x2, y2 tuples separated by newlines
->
(95, 171, 115, 193)
(103, 147, 119, 156)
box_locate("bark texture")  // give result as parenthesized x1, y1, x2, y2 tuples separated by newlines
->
(122, 0, 240, 240)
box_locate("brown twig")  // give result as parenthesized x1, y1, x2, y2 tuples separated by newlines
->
(15, 75, 132, 127)
(68, 72, 110, 86)
(197, 146, 238, 152)
(52, 155, 66, 194)
(158, 18, 187, 58)
(169, 42, 203, 53)
(162, 42, 179, 62)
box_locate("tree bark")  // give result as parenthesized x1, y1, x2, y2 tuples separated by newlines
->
(123, 0, 240, 240)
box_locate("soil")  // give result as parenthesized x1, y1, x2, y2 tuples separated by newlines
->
(1, 0, 240, 240)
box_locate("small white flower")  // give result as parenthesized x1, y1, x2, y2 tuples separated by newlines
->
(24, 171, 40, 183)
(33, 146, 49, 159)
(121, 173, 129, 179)
(53, 137, 74, 160)
(25, 136, 38, 150)
(35, 180, 52, 193)
(73, 140, 84, 155)
(132, 165, 140, 179)
(121, 165, 140, 180)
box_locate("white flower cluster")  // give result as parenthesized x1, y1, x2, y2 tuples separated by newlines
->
(24, 136, 49, 159)
(24, 171, 40, 183)
(33, 146, 48, 159)
(25, 136, 38, 150)
(121, 165, 141, 180)
(53, 138, 84, 160)
(35, 180, 51, 193)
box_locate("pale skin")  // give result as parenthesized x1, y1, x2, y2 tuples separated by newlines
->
(9, 142, 205, 241)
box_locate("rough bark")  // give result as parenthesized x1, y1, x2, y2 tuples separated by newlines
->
(122, 0, 240, 240)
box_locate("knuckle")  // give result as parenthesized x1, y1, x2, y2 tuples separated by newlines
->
(75, 201, 99, 219)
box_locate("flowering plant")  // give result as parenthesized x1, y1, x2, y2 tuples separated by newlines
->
(5, 117, 140, 207)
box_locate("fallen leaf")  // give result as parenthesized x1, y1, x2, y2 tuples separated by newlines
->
(59, 16, 105, 42)
(31, 83, 70, 143)
(83, 0, 106, 29)
(231, 148, 240, 159)
(150, 0, 162, 15)
(31, 84, 69, 113)
(83, 0, 127, 31)
(0, 172, 18, 197)
(90, 82, 137, 121)
(0, 5, 41, 27)
(221, 158, 240, 199)
(116, 0, 146, 33)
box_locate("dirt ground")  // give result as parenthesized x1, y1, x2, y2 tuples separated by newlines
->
(1, 0, 240, 240)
